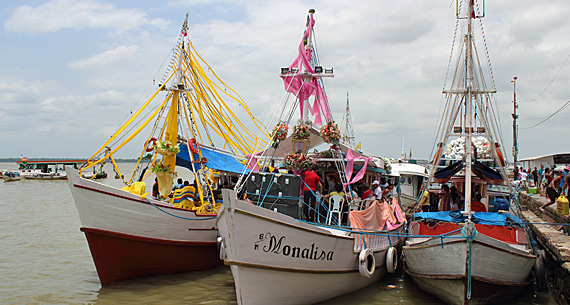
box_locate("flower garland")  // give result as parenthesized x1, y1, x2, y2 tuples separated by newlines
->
(292, 123, 310, 140)
(320, 121, 341, 146)
(271, 122, 289, 142)
(283, 153, 315, 172)
(151, 162, 172, 174)
(382, 157, 392, 174)
(153, 140, 180, 154)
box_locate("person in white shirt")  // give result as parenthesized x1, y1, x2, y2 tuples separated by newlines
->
(519, 169, 527, 181)
(372, 180, 382, 200)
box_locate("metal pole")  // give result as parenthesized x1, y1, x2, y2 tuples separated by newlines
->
(511, 76, 518, 166)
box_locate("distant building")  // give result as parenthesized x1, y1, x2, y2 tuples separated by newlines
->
(518, 153, 570, 170)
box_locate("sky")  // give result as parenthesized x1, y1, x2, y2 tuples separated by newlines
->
(1, 0, 569, 161)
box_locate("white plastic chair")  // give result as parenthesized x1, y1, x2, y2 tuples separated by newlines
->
(348, 199, 363, 212)
(327, 195, 345, 226)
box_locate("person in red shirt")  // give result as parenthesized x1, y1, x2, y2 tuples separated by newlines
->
(303, 165, 322, 222)
(471, 194, 487, 212)
(360, 183, 373, 200)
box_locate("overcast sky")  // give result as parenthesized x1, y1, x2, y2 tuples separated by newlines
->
(1, 0, 568, 161)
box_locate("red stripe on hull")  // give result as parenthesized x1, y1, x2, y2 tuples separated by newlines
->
(81, 227, 222, 285)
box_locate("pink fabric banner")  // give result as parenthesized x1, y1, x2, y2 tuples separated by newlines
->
(281, 13, 331, 126)
(344, 149, 372, 188)
(246, 152, 261, 172)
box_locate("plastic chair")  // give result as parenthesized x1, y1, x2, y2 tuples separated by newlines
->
(348, 199, 363, 212)
(327, 195, 345, 225)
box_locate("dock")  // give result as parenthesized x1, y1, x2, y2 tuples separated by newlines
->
(519, 191, 570, 304)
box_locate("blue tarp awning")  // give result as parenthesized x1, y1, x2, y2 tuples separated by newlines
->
(413, 211, 523, 227)
(176, 145, 249, 174)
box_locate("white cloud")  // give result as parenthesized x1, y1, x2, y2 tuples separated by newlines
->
(1, 0, 569, 159)
(68, 45, 140, 69)
(4, 0, 168, 34)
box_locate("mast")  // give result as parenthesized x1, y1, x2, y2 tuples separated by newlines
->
(163, 13, 189, 171)
(463, 0, 475, 216)
(301, 9, 316, 123)
(512, 76, 518, 167)
(280, 8, 334, 126)
(341, 92, 356, 148)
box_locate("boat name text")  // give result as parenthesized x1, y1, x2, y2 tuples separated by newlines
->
(254, 232, 334, 260)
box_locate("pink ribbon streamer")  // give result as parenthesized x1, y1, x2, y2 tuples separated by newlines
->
(344, 149, 372, 188)
(246, 152, 261, 172)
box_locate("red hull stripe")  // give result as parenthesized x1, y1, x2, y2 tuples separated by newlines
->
(417, 222, 525, 245)
(81, 227, 222, 285)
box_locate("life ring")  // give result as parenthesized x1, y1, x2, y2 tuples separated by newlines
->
(386, 246, 398, 274)
(189, 138, 201, 155)
(495, 143, 506, 167)
(217, 236, 227, 261)
(358, 248, 375, 278)
(145, 137, 157, 152)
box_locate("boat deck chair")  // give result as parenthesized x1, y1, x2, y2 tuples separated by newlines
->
(326, 194, 344, 226)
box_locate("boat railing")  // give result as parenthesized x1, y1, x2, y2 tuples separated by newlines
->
(347, 198, 375, 212)
(353, 230, 399, 252)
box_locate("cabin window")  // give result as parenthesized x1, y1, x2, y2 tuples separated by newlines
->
(400, 177, 406, 185)
(408, 177, 412, 185)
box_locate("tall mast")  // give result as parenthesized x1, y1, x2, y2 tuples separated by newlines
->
(512, 76, 518, 167)
(463, 0, 475, 215)
(164, 13, 189, 170)
(341, 92, 356, 148)
(301, 9, 316, 123)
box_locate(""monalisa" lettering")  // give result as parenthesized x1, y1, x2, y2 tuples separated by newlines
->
(254, 232, 334, 261)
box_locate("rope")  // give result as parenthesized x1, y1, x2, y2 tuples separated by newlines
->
(462, 225, 478, 300)
(144, 198, 216, 220)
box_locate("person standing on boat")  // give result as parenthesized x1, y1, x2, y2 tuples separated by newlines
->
(438, 184, 451, 211)
(173, 178, 184, 190)
(471, 194, 487, 212)
(303, 164, 322, 222)
(449, 186, 461, 210)
(381, 182, 394, 203)
(419, 190, 430, 212)
(372, 180, 382, 200)
(152, 178, 159, 199)
(360, 183, 374, 200)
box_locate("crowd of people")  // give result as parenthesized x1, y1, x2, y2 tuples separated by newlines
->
(300, 164, 397, 223)
(540, 166, 570, 211)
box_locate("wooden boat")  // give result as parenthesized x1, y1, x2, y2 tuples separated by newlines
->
(66, 13, 269, 285)
(216, 9, 406, 305)
(22, 172, 67, 180)
(402, 1, 538, 304)
(16, 158, 106, 180)
(3, 171, 21, 182)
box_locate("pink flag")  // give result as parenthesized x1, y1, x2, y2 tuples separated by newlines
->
(246, 152, 261, 172)
(344, 149, 372, 187)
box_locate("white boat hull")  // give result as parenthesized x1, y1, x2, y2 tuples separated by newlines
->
(66, 167, 222, 285)
(217, 189, 404, 305)
(404, 224, 536, 305)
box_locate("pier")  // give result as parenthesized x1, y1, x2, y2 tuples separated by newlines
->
(519, 191, 570, 304)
